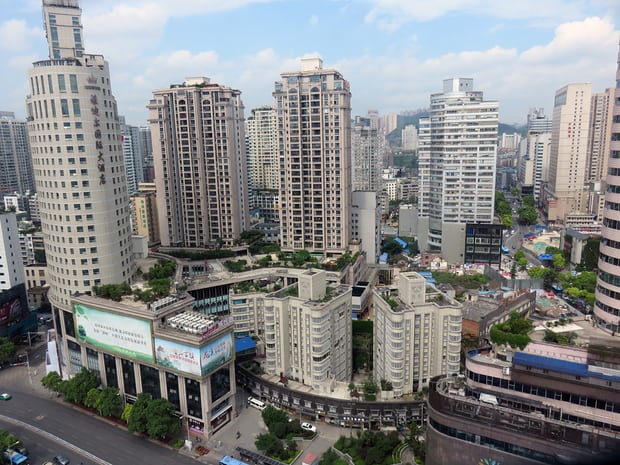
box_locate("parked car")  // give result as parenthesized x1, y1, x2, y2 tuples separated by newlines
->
(53, 455, 70, 465)
(0, 393, 12, 401)
(301, 422, 317, 433)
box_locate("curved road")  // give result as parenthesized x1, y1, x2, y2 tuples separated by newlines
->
(0, 341, 209, 465)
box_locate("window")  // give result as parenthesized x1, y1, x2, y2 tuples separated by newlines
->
(60, 99, 69, 116)
(58, 74, 66, 92)
(72, 99, 81, 116)
(69, 74, 78, 92)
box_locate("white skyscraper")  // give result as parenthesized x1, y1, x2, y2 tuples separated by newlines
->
(352, 116, 382, 192)
(417, 78, 498, 263)
(0, 112, 35, 198)
(26, 0, 134, 309)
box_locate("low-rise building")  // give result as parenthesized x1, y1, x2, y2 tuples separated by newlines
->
(427, 337, 620, 465)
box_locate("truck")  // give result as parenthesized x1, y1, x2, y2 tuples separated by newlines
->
(3, 449, 28, 465)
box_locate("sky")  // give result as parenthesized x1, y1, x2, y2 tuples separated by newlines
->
(1, 0, 619, 126)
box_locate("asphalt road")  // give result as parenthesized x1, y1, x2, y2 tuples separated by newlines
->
(0, 341, 204, 465)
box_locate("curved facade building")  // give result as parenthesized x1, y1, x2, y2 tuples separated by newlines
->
(427, 343, 620, 465)
(595, 41, 620, 333)
(26, 0, 133, 313)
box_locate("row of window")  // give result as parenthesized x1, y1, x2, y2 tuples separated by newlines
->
(467, 369, 619, 413)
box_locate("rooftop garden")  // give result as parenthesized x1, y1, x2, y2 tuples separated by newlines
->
(489, 311, 532, 350)
(92, 259, 176, 303)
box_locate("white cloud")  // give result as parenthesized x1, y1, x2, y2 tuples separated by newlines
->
(364, 0, 601, 29)
(336, 15, 618, 123)
(0, 19, 42, 51)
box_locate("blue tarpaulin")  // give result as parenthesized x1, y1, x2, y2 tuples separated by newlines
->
(235, 336, 256, 353)
(538, 253, 553, 260)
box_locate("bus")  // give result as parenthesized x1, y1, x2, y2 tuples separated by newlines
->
(247, 396, 266, 411)
(219, 456, 250, 465)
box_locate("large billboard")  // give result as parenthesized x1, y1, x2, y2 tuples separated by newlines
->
(155, 332, 234, 377)
(200, 332, 233, 376)
(154, 338, 201, 376)
(74, 303, 154, 362)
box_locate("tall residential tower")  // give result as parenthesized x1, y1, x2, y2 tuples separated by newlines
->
(148, 77, 249, 248)
(274, 57, 352, 256)
(26, 0, 134, 310)
(417, 78, 498, 263)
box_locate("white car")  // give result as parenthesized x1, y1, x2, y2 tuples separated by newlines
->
(301, 422, 317, 433)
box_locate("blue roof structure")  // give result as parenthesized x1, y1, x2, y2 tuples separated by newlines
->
(379, 252, 388, 264)
(418, 271, 433, 278)
(235, 336, 256, 353)
(538, 253, 553, 260)
(394, 237, 408, 248)
(513, 352, 620, 382)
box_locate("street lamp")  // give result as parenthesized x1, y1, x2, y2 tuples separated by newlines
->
(25, 352, 32, 388)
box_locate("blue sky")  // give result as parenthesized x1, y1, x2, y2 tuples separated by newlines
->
(1, 0, 619, 125)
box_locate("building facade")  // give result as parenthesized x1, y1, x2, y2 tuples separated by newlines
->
(351, 190, 381, 265)
(0, 112, 35, 198)
(373, 272, 462, 396)
(544, 83, 593, 222)
(427, 342, 620, 465)
(26, 0, 135, 315)
(246, 106, 279, 208)
(274, 57, 352, 256)
(417, 78, 498, 264)
(595, 41, 620, 334)
(352, 116, 382, 192)
(148, 77, 250, 248)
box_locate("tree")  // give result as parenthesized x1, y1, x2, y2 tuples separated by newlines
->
(527, 266, 547, 279)
(41, 371, 63, 392)
(552, 254, 566, 270)
(518, 206, 538, 224)
(62, 368, 99, 405)
(128, 393, 152, 434)
(95, 386, 123, 418)
(84, 387, 100, 408)
(362, 379, 378, 401)
(121, 403, 133, 423)
(255, 432, 282, 455)
(517, 257, 528, 271)
(502, 214, 513, 228)
(522, 195, 535, 207)
(145, 398, 179, 439)
(262, 405, 289, 428)
(0, 337, 15, 367)
(319, 448, 348, 465)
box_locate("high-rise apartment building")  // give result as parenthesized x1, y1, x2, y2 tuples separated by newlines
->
(373, 272, 462, 396)
(246, 106, 279, 220)
(274, 57, 352, 256)
(544, 83, 593, 222)
(401, 124, 418, 150)
(595, 41, 620, 334)
(26, 0, 134, 310)
(417, 78, 498, 264)
(351, 191, 381, 264)
(119, 116, 145, 196)
(148, 77, 249, 248)
(132, 182, 160, 246)
(352, 116, 382, 192)
(0, 112, 35, 197)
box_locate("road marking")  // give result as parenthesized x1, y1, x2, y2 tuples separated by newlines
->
(0, 414, 113, 465)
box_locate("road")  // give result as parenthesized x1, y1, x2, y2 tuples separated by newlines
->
(0, 339, 342, 465)
(0, 341, 205, 465)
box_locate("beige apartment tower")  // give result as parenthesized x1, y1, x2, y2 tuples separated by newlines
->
(544, 83, 592, 222)
(26, 0, 134, 309)
(148, 77, 249, 248)
(274, 57, 352, 256)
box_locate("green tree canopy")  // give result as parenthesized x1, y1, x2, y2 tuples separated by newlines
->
(0, 337, 15, 366)
(145, 398, 179, 439)
(518, 206, 538, 224)
(490, 311, 532, 349)
(95, 386, 124, 418)
(61, 367, 99, 405)
(41, 371, 63, 392)
(128, 393, 152, 434)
